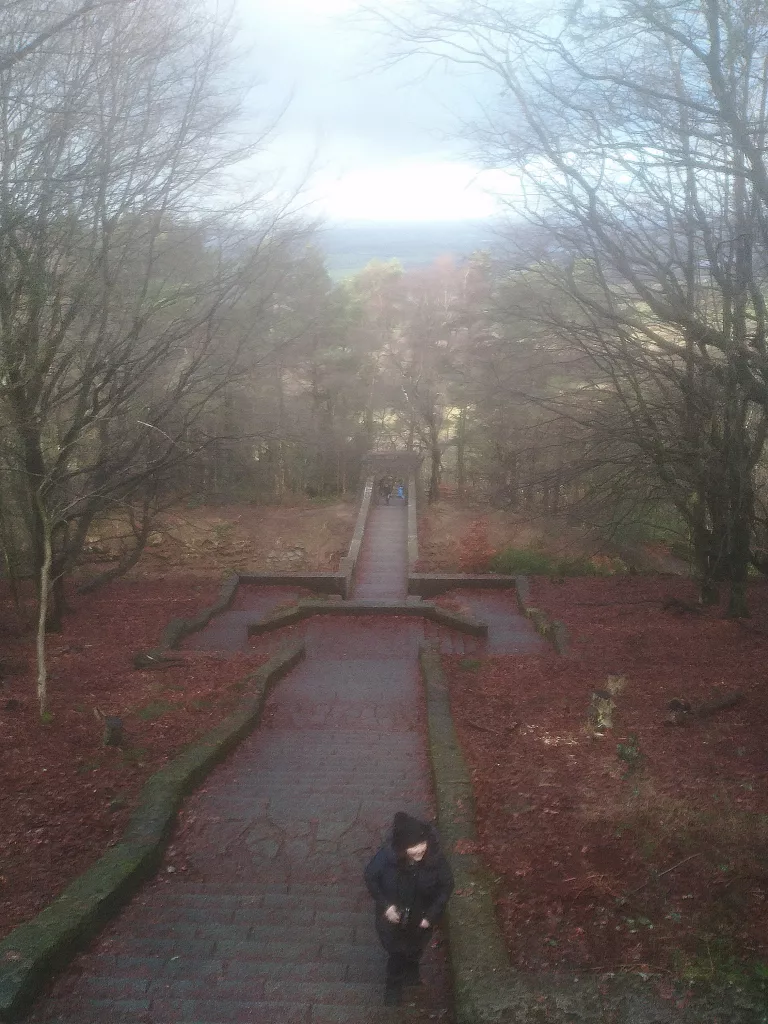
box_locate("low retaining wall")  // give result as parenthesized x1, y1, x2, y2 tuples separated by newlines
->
(338, 475, 375, 598)
(248, 598, 488, 637)
(159, 573, 240, 651)
(408, 572, 520, 598)
(407, 572, 568, 653)
(0, 642, 305, 1023)
(513, 575, 569, 654)
(237, 571, 345, 595)
(408, 569, 568, 654)
(419, 644, 529, 1024)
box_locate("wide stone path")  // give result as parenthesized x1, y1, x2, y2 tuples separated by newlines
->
(31, 503, 453, 1023)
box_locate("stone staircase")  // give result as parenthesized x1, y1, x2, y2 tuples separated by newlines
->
(30, 503, 453, 1023)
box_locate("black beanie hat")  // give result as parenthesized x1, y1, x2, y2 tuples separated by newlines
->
(392, 811, 429, 852)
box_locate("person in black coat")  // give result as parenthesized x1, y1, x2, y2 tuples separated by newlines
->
(364, 811, 454, 1005)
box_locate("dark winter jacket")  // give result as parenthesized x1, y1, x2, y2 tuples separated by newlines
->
(363, 823, 454, 927)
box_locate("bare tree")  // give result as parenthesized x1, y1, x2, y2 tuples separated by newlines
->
(0, 0, 126, 71)
(0, 0, 308, 712)
(383, 0, 768, 614)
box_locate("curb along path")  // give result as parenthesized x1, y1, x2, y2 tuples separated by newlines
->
(30, 501, 452, 1023)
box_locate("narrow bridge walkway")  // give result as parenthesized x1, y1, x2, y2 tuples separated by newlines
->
(353, 498, 407, 601)
(31, 499, 453, 1023)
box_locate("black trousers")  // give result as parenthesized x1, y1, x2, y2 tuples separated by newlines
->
(375, 917, 432, 981)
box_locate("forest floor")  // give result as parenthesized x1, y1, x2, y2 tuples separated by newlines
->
(446, 575, 768, 1001)
(0, 500, 349, 940)
(419, 501, 767, 999)
(417, 502, 687, 574)
(84, 497, 357, 578)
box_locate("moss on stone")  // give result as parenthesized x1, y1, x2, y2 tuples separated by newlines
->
(428, 606, 489, 636)
(247, 605, 305, 635)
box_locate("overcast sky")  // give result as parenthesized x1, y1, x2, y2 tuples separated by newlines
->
(233, 0, 510, 223)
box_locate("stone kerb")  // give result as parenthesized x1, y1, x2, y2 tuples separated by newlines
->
(155, 572, 240, 652)
(409, 572, 521, 598)
(0, 642, 305, 1023)
(420, 643, 609, 1023)
(513, 575, 569, 654)
(419, 644, 528, 1024)
(337, 474, 374, 598)
(236, 571, 345, 594)
(248, 598, 489, 637)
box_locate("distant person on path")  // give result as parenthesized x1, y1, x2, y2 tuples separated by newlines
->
(364, 811, 454, 1006)
(378, 476, 393, 504)
(396, 482, 404, 501)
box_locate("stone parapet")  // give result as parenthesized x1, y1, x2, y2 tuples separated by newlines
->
(248, 598, 488, 637)
(338, 475, 374, 598)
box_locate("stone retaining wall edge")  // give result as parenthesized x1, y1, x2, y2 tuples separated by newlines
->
(419, 644, 533, 1024)
(155, 572, 240, 653)
(247, 599, 488, 636)
(408, 572, 520, 597)
(514, 575, 569, 654)
(339, 475, 375, 598)
(237, 572, 345, 594)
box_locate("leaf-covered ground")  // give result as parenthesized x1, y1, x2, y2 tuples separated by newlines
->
(0, 578, 298, 939)
(444, 576, 768, 995)
(1, 500, 353, 938)
(87, 499, 356, 577)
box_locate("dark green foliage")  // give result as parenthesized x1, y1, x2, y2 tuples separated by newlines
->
(491, 547, 607, 576)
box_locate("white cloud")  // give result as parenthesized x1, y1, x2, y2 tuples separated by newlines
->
(233, 0, 506, 222)
(309, 160, 514, 222)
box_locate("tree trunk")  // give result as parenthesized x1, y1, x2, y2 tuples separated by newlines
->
(407, 416, 416, 453)
(725, 440, 753, 619)
(428, 446, 441, 503)
(47, 565, 66, 632)
(78, 500, 155, 593)
(524, 449, 536, 509)
(275, 367, 286, 500)
(35, 495, 52, 718)
(506, 451, 519, 510)
(456, 406, 467, 498)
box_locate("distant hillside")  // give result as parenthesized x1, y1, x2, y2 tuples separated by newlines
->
(318, 220, 500, 278)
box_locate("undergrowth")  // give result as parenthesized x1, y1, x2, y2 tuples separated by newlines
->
(491, 546, 613, 576)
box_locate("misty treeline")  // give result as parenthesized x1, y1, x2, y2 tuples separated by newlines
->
(7, 0, 768, 636)
(0, 0, 331, 639)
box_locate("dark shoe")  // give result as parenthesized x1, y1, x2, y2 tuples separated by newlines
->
(384, 980, 402, 1006)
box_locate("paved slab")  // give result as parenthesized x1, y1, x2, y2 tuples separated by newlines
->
(184, 587, 308, 653)
(452, 589, 545, 654)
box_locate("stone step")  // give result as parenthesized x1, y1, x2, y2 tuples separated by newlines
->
(125, 898, 376, 924)
(33, 996, 432, 1024)
(78, 954, 377, 983)
(66, 976, 382, 1005)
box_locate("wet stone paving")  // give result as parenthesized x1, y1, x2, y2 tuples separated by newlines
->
(30, 501, 542, 1023)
